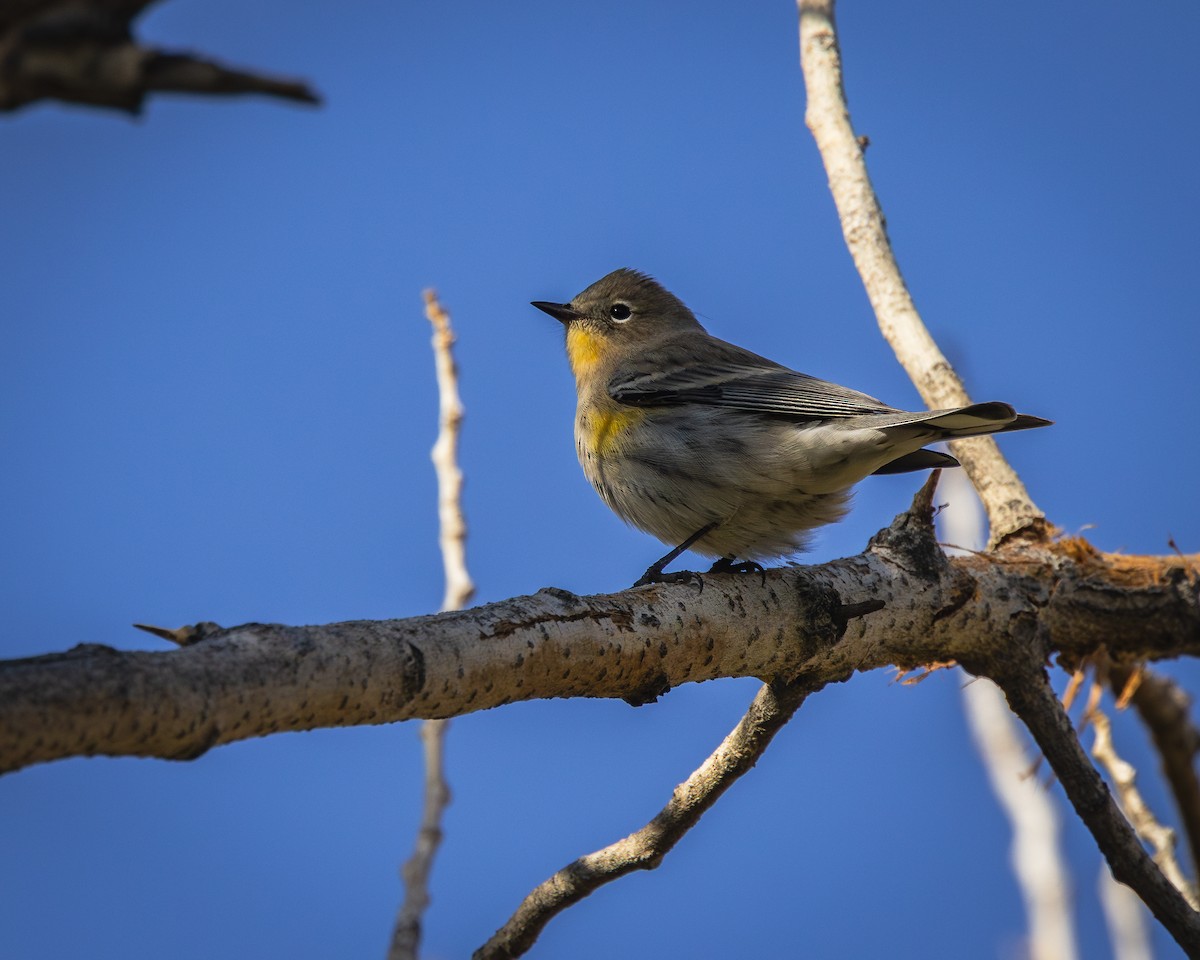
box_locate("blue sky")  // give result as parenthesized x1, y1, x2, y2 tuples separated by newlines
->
(2, 1, 1198, 957)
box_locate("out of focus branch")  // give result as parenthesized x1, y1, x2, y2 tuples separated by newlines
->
(424, 290, 475, 613)
(392, 718, 451, 960)
(1099, 865, 1153, 960)
(475, 677, 819, 960)
(982, 655, 1200, 953)
(1090, 704, 1198, 910)
(389, 291, 473, 960)
(796, 0, 1044, 546)
(943, 467, 1078, 960)
(0, 0, 320, 114)
(1112, 664, 1200, 880)
(963, 677, 1078, 959)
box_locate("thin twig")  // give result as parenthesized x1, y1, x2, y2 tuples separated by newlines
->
(796, 0, 1044, 546)
(474, 678, 816, 960)
(392, 718, 452, 960)
(425, 289, 475, 613)
(1112, 664, 1200, 882)
(1090, 704, 1199, 910)
(389, 290, 474, 960)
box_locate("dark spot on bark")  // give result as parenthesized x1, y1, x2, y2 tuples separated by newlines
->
(623, 672, 671, 706)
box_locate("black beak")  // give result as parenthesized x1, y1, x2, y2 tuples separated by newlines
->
(531, 300, 580, 325)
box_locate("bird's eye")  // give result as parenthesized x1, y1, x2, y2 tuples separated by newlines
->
(609, 302, 632, 322)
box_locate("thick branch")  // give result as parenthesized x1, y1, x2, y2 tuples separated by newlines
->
(3, 491, 1198, 775)
(797, 0, 1043, 544)
(475, 677, 815, 960)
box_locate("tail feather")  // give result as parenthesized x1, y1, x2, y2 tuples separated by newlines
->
(922, 402, 1052, 438)
(868, 402, 1050, 477)
(872, 449, 960, 475)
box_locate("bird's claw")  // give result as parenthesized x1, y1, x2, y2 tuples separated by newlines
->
(633, 567, 705, 592)
(707, 557, 767, 586)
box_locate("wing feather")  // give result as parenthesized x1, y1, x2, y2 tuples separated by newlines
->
(609, 357, 896, 420)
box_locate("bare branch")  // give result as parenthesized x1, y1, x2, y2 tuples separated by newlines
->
(943, 469, 1079, 959)
(1099, 865, 1153, 960)
(392, 717, 452, 960)
(1113, 664, 1200, 880)
(796, 0, 1044, 545)
(3, 485, 1198, 775)
(424, 289, 475, 614)
(980, 654, 1200, 953)
(389, 291, 472, 960)
(963, 677, 1079, 960)
(475, 677, 815, 960)
(1090, 704, 1199, 909)
(0, 1, 320, 114)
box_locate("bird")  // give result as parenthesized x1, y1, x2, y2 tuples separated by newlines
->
(532, 269, 1050, 586)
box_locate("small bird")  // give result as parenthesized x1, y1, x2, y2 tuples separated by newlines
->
(533, 269, 1050, 586)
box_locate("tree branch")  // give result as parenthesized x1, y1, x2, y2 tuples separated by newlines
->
(3, 483, 1197, 776)
(392, 717, 452, 960)
(474, 676, 816, 960)
(0, 0, 320, 114)
(977, 651, 1200, 953)
(1090, 704, 1198, 909)
(1113, 664, 1200, 881)
(389, 290, 472, 960)
(797, 0, 1044, 545)
(963, 677, 1079, 960)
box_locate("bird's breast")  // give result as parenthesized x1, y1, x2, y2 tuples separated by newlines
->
(576, 406, 648, 460)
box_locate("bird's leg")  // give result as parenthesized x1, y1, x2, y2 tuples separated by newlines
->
(707, 555, 767, 585)
(633, 521, 720, 588)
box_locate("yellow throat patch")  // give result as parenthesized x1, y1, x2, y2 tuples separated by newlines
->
(566, 326, 646, 455)
(565, 325, 605, 380)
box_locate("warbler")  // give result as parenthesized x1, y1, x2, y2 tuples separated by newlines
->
(533, 269, 1050, 586)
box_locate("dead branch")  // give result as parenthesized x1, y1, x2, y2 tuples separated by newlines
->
(392, 717, 452, 960)
(1113, 664, 1200, 880)
(389, 290, 472, 960)
(943, 468, 1078, 959)
(475, 676, 815, 960)
(963, 677, 1079, 960)
(1090, 705, 1198, 909)
(3, 483, 1197, 776)
(0, 0, 320, 114)
(796, 0, 1044, 545)
(978, 653, 1200, 952)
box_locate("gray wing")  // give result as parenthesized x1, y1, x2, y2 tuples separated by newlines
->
(608, 359, 897, 420)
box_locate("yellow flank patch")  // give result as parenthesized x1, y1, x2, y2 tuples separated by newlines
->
(566, 326, 605, 379)
(586, 408, 646, 457)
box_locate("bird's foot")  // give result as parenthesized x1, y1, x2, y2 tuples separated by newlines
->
(633, 565, 704, 591)
(630, 521, 721, 590)
(707, 556, 767, 586)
